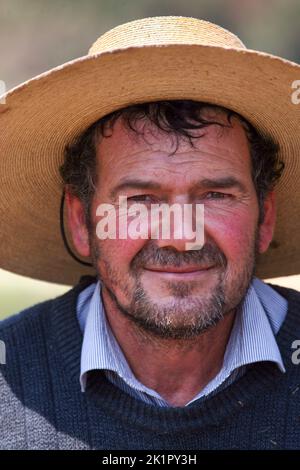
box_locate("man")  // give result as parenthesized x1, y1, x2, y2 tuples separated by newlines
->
(0, 16, 300, 450)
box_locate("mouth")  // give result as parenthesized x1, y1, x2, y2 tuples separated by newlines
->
(143, 265, 216, 280)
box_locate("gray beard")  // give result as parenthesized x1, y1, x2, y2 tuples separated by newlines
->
(105, 278, 226, 340)
(91, 230, 258, 341)
(103, 264, 254, 340)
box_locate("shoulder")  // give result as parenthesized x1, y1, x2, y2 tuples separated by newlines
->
(0, 297, 54, 332)
(0, 296, 60, 448)
(0, 275, 97, 337)
(0, 280, 93, 449)
(0, 275, 96, 379)
(266, 282, 300, 304)
(265, 283, 300, 335)
(0, 288, 73, 344)
(0, 283, 80, 387)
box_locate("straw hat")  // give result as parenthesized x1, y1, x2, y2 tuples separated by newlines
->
(1, 16, 300, 286)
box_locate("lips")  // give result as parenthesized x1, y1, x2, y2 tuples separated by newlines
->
(144, 265, 214, 273)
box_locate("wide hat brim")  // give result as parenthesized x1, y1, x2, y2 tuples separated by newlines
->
(1, 20, 300, 285)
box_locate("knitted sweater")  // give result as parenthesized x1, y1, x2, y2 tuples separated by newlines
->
(0, 275, 300, 450)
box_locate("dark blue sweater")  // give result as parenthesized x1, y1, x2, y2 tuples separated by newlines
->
(0, 276, 300, 450)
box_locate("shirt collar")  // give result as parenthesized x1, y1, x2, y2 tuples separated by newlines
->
(224, 280, 286, 374)
(80, 282, 164, 398)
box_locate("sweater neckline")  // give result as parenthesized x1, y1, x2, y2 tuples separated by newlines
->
(51, 277, 300, 433)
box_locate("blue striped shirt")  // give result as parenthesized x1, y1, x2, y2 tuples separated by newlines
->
(77, 277, 287, 406)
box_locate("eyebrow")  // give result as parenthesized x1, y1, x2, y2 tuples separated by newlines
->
(192, 176, 247, 193)
(109, 176, 247, 199)
(109, 179, 162, 200)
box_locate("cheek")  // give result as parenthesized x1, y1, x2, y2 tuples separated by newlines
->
(204, 209, 257, 261)
(92, 201, 149, 273)
(96, 238, 146, 274)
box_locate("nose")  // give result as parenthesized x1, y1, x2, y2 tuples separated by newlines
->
(150, 202, 205, 252)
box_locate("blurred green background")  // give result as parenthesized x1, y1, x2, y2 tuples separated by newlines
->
(1, 0, 300, 319)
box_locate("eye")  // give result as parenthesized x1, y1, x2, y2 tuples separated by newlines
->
(127, 195, 156, 203)
(204, 192, 233, 200)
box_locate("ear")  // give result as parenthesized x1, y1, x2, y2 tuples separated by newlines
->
(65, 189, 90, 258)
(258, 191, 276, 254)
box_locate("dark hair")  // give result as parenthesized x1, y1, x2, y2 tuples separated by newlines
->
(60, 100, 284, 225)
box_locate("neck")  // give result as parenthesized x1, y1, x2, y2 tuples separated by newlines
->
(101, 285, 236, 407)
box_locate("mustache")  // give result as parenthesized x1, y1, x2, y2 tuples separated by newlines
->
(130, 241, 227, 271)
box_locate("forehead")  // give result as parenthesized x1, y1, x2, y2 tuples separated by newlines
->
(96, 111, 252, 183)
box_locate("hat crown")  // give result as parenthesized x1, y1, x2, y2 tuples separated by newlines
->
(88, 16, 246, 56)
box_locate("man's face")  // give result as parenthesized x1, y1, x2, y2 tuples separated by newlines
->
(71, 111, 274, 339)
